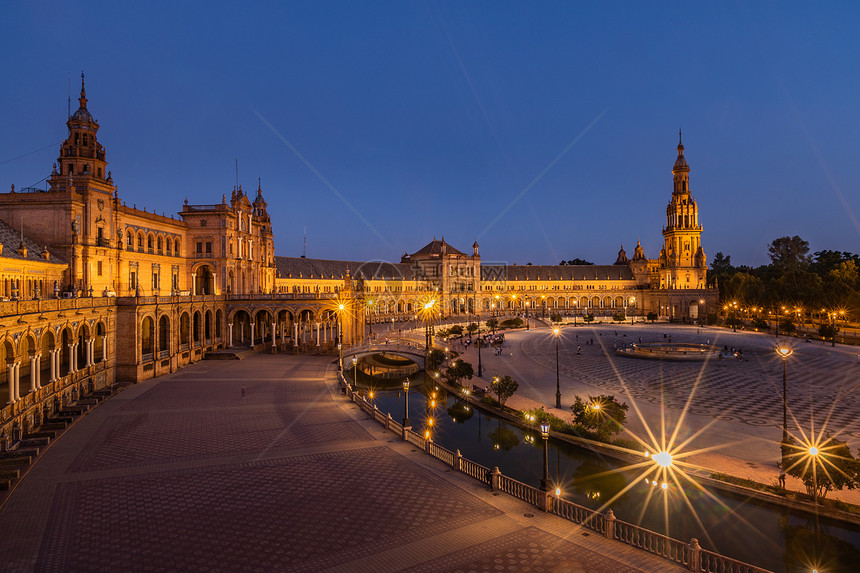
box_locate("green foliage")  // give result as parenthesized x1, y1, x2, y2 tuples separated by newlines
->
(426, 348, 446, 371)
(488, 425, 520, 451)
(560, 258, 594, 266)
(570, 395, 629, 441)
(500, 317, 523, 328)
(449, 325, 463, 336)
(769, 235, 812, 271)
(491, 375, 519, 408)
(752, 317, 769, 330)
(819, 323, 839, 340)
(486, 318, 499, 331)
(550, 313, 562, 323)
(784, 433, 860, 499)
(612, 313, 626, 322)
(446, 401, 474, 423)
(466, 322, 479, 334)
(781, 319, 796, 333)
(583, 314, 595, 323)
(646, 312, 658, 322)
(445, 360, 474, 384)
(435, 327, 450, 339)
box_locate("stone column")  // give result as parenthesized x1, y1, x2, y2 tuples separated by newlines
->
(49, 349, 58, 383)
(68, 343, 76, 373)
(316, 322, 320, 347)
(227, 323, 233, 348)
(249, 323, 255, 346)
(293, 322, 299, 347)
(102, 334, 108, 363)
(29, 356, 38, 391)
(13, 362, 20, 402)
(6, 363, 15, 404)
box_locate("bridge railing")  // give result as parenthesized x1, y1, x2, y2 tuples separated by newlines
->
(338, 373, 772, 573)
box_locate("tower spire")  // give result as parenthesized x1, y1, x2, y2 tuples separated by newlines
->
(79, 72, 87, 109)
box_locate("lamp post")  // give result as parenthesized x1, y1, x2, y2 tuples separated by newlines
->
(525, 300, 530, 330)
(539, 422, 550, 492)
(775, 343, 793, 470)
(367, 300, 373, 336)
(476, 337, 483, 377)
(337, 303, 345, 370)
(553, 328, 561, 408)
(402, 378, 410, 427)
(809, 446, 819, 504)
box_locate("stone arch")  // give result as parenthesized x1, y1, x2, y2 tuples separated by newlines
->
(60, 327, 73, 376)
(192, 311, 202, 345)
(158, 315, 170, 353)
(204, 310, 213, 342)
(253, 309, 272, 345)
(146, 232, 155, 252)
(215, 309, 223, 340)
(137, 232, 144, 251)
(193, 263, 215, 295)
(141, 316, 154, 357)
(94, 321, 106, 363)
(179, 312, 190, 347)
(76, 323, 90, 367)
(157, 235, 164, 254)
(232, 310, 251, 346)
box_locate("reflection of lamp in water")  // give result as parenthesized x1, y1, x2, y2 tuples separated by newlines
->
(539, 422, 550, 492)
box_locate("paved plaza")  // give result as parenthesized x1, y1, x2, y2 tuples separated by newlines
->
(456, 322, 860, 501)
(0, 354, 682, 572)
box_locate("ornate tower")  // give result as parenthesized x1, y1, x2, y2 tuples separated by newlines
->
(54, 74, 110, 183)
(658, 133, 707, 289)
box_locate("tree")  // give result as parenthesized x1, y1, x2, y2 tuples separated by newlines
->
(583, 314, 595, 323)
(486, 318, 499, 333)
(550, 313, 562, 323)
(612, 313, 626, 322)
(491, 375, 519, 408)
(784, 433, 860, 500)
(710, 251, 734, 276)
(570, 394, 629, 442)
(466, 322, 478, 335)
(445, 360, 474, 385)
(560, 258, 595, 266)
(819, 323, 839, 346)
(646, 312, 658, 322)
(426, 348, 446, 371)
(449, 325, 463, 336)
(769, 236, 811, 272)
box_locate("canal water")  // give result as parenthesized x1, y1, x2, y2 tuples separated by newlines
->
(349, 370, 860, 573)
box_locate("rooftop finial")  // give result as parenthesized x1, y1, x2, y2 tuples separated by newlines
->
(679, 127, 682, 146)
(79, 71, 88, 109)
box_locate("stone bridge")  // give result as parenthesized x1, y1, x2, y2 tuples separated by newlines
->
(342, 340, 427, 369)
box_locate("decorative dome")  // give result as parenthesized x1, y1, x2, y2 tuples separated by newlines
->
(69, 73, 96, 124)
(673, 130, 689, 172)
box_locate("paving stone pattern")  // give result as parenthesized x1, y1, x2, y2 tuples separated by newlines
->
(404, 526, 648, 573)
(523, 327, 860, 436)
(0, 354, 684, 572)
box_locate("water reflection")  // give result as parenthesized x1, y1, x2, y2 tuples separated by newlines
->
(348, 369, 860, 573)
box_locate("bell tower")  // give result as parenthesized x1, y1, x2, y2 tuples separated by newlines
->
(659, 132, 707, 289)
(52, 73, 110, 184)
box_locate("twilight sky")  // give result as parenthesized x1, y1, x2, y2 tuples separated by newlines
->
(2, 1, 858, 268)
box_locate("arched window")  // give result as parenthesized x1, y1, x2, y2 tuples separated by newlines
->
(193, 312, 201, 344)
(137, 233, 144, 249)
(180, 313, 190, 345)
(215, 310, 223, 338)
(141, 317, 154, 356)
(126, 232, 132, 247)
(147, 236, 153, 251)
(174, 239, 180, 255)
(159, 316, 170, 352)
(157, 236, 163, 253)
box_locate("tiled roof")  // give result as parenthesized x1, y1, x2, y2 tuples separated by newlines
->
(481, 264, 634, 281)
(275, 257, 417, 280)
(0, 218, 66, 264)
(408, 238, 465, 257)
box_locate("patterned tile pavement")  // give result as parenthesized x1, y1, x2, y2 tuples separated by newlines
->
(0, 353, 684, 572)
(517, 325, 860, 436)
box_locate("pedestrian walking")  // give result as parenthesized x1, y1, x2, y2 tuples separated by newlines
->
(241, 385, 246, 399)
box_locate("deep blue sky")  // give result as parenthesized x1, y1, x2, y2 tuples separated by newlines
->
(2, 1, 858, 267)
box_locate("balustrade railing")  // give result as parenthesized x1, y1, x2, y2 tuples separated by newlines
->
(339, 372, 772, 573)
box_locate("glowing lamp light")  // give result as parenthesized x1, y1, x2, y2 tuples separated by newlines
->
(554, 487, 561, 497)
(809, 446, 819, 456)
(428, 418, 434, 426)
(338, 304, 345, 311)
(652, 451, 673, 468)
(540, 422, 550, 438)
(661, 482, 668, 490)
(553, 328, 559, 336)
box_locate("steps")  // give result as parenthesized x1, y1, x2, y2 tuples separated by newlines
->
(0, 387, 117, 492)
(204, 348, 255, 360)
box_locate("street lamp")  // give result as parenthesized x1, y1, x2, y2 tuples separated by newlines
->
(775, 343, 793, 469)
(402, 378, 410, 427)
(525, 300, 530, 330)
(337, 303, 345, 370)
(809, 446, 820, 504)
(539, 422, 550, 492)
(476, 336, 483, 377)
(553, 328, 561, 408)
(367, 300, 374, 336)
